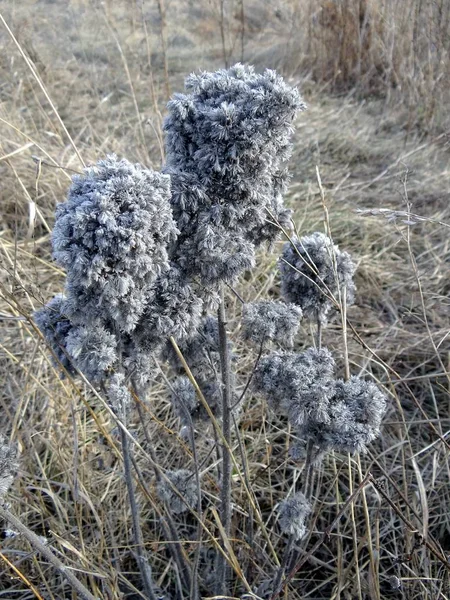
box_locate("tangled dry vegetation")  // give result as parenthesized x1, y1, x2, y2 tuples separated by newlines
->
(0, 1, 449, 599)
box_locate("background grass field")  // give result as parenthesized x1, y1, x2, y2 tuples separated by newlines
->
(0, 1, 449, 598)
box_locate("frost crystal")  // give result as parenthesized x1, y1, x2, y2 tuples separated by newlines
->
(52, 154, 177, 333)
(164, 64, 305, 287)
(280, 232, 356, 324)
(34, 295, 75, 376)
(157, 469, 199, 514)
(0, 436, 17, 503)
(253, 347, 336, 424)
(241, 300, 302, 347)
(278, 492, 311, 540)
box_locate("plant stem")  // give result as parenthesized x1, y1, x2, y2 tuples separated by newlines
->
(0, 505, 98, 600)
(215, 285, 233, 596)
(119, 426, 158, 600)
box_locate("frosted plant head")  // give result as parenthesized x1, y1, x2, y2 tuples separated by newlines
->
(65, 324, 117, 382)
(133, 266, 203, 354)
(278, 492, 311, 540)
(170, 376, 223, 425)
(165, 315, 229, 380)
(253, 347, 336, 425)
(173, 216, 257, 286)
(170, 376, 199, 424)
(297, 377, 387, 454)
(280, 232, 356, 324)
(34, 295, 75, 376)
(165, 64, 305, 287)
(0, 436, 18, 503)
(52, 154, 177, 333)
(241, 300, 302, 347)
(157, 469, 199, 515)
(107, 373, 132, 419)
(166, 64, 305, 175)
(324, 377, 386, 453)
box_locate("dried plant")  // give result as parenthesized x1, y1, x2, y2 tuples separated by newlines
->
(29, 64, 391, 600)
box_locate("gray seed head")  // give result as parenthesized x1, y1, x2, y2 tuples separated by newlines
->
(298, 377, 387, 454)
(241, 300, 302, 347)
(65, 324, 117, 382)
(280, 232, 356, 324)
(133, 266, 204, 354)
(170, 376, 225, 425)
(157, 469, 199, 514)
(165, 64, 305, 286)
(0, 436, 18, 503)
(170, 376, 199, 423)
(253, 347, 336, 425)
(33, 294, 75, 376)
(165, 315, 230, 381)
(52, 154, 177, 333)
(278, 492, 311, 540)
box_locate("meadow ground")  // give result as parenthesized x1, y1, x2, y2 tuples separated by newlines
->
(0, 1, 449, 599)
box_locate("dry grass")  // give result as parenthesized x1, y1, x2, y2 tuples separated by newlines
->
(0, 1, 449, 599)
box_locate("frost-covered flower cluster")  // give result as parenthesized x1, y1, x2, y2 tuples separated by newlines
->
(52, 155, 177, 333)
(165, 63, 305, 287)
(133, 266, 203, 354)
(33, 294, 75, 376)
(241, 300, 302, 347)
(35, 155, 204, 390)
(254, 346, 386, 454)
(254, 347, 336, 424)
(280, 232, 356, 324)
(157, 469, 199, 515)
(299, 376, 387, 454)
(0, 435, 17, 503)
(277, 492, 311, 540)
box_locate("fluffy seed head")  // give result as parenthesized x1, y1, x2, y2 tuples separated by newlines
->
(157, 469, 199, 514)
(65, 324, 117, 382)
(253, 347, 336, 425)
(280, 232, 356, 324)
(34, 295, 75, 376)
(133, 266, 203, 354)
(52, 154, 177, 332)
(278, 492, 311, 540)
(298, 377, 387, 454)
(241, 300, 302, 347)
(165, 64, 305, 286)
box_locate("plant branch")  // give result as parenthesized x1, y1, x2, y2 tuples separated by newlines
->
(215, 285, 233, 596)
(0, 505, 98, 600)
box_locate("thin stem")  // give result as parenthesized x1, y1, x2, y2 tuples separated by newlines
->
(130, 453, 191, 595)
(316, 317, 322, 351)
(119, 426, 158, 600)
(0, 505, 98, 600)
(215, 285, 233, 596)
(303, 439, 315, 501)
